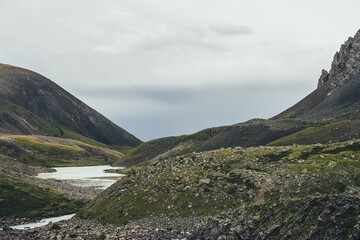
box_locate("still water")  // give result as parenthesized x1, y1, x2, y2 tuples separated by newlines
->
(38, 165, 124, 189)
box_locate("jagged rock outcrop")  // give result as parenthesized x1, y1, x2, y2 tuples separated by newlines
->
(326, 30, 360, 92)
(317, 69, 329, 88)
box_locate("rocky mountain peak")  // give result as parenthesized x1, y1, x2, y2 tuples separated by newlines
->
(317, 29, 360, 93)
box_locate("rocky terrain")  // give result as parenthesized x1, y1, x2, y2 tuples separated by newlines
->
(78, 139, 360, 239)
(0, 216, 202, 240)
(190, 195, 360, 239)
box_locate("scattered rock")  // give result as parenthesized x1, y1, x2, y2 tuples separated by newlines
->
(49, 223, 61, 230)
(199, 178, 211, 184)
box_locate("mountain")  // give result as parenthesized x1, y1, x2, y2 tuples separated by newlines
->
(276, 29, 360, 121)
(0, 64, 141, 147)
(116, 29, 360, 167)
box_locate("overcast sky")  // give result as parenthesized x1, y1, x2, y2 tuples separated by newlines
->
(0, 0, 360, 141)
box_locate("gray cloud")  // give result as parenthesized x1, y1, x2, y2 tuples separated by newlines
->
(210, 24, 252, 36)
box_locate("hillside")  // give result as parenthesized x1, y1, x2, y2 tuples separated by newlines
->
(0, 64, 141, 147)
(0, 170, 84, 218)
(0, 97, 61, 136)
(0, 135, 124, 167)
(79, 140, 360, 238)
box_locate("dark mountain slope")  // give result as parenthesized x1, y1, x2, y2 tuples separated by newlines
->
(197, 119, 306, 151)
(0, 95, 131, 150)
(0, 96, 61, 136)
(302, 72, 360, 120)
(0, 64, 141, 147)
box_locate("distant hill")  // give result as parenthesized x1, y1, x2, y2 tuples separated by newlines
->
(0, 64, 141, 147)
(115, 119, 308, 167)
(117, 29, 360, 167)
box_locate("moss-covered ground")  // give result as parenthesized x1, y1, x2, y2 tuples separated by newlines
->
(0, 174, 84, 218)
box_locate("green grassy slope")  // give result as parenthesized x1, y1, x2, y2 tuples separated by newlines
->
(0, 135, 124, 167)
(0, 171, 84, 218)
(268, 120, 360, 146)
